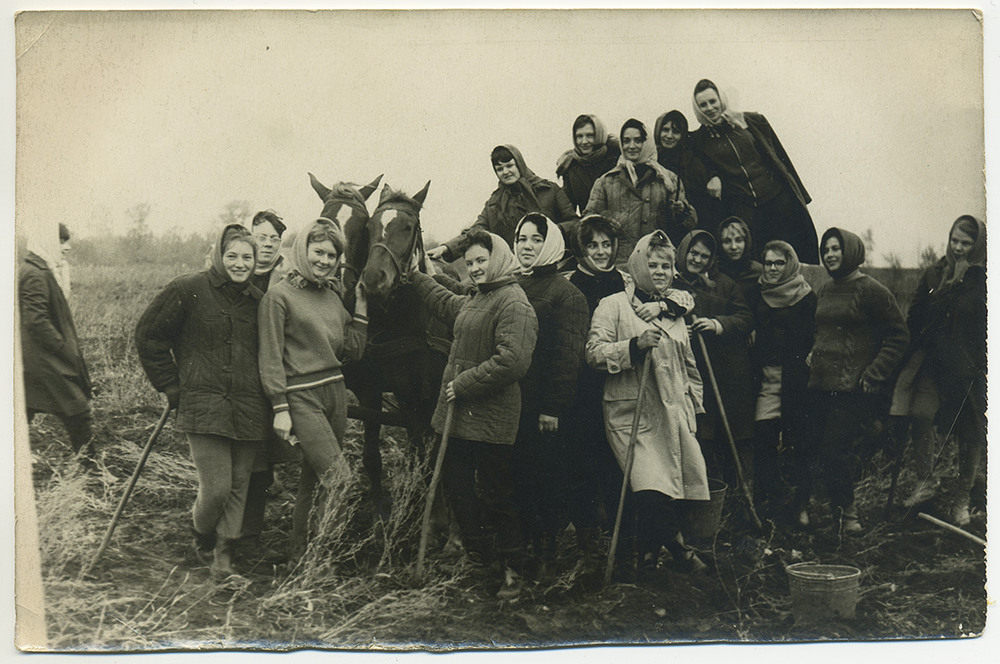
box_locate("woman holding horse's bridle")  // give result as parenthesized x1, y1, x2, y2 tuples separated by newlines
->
(257, 218, 369, 561)
(412, 229, 537, 599)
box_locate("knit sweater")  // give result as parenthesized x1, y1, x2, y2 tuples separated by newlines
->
(258, 279, 368, 412)
(808, 272, 909, 393)
(517, 263, 590, 418)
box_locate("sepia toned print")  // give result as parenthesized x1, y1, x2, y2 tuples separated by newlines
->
(14, 7, 986, 652)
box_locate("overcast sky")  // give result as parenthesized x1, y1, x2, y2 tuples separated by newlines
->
(14, 8, 984, 266)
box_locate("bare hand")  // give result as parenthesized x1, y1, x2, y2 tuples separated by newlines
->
(354, 281, 368, 314)
(670, 200, 687, 216)
(445, 380, 456, 402)
(273, 411, 293, 441)
(637, 329, 662, 350)
(538, 414, 559, 432)
(860, 376, 878, 394)
(427, 245, 449, 261)
(707, 176, 722, 200)
(691, 317, 720, 335)
(634, 301, 660, 322)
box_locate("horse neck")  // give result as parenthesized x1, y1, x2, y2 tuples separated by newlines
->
(367, 283, 427, 337)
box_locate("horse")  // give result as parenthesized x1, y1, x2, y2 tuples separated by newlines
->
(310, 174, 449, 509)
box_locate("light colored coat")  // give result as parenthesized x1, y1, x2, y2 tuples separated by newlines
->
(586, 285, 709, 500)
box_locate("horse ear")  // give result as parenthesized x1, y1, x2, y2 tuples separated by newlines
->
(360, 174, 383, 201)
(309, 172, 331, 201)
(412, 181, 431, 207)
(378, 182, 394, 204)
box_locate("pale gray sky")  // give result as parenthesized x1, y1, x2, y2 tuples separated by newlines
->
(15, 8, 984, 266)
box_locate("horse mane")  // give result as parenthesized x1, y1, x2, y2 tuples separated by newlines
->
(375, 187, 424, 214)
(326, 182, 368, 211)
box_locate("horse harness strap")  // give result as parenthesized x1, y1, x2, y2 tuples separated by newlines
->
(369, 211, 422, 286)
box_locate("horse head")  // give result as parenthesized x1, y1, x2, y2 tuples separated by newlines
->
(309, 172, 383, 293)
(362, 181, 431, 305)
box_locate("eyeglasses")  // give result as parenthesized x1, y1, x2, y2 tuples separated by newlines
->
(763, 260, 788, 268)
(254, 234, 281, 244)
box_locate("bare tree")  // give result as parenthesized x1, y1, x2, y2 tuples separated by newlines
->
(218, 200, 252, 227)
(124, 202, 152, 259)
(918, 244, 940, 269)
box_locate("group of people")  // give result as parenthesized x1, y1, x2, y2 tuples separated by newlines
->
(19, 77, 986, 602)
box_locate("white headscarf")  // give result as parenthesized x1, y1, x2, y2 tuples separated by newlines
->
(26, 223, 69, 295)
(692, 82, 748, 130)
(514, 214, 565, 275)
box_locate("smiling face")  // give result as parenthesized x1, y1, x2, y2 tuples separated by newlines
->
(494, 159, 520, 186)
(253, 220, 281, 267)
(222, 238, 255, 283)
(685, 240, 713, 275)
(695, 88, 723, 125)
(949, 227, 975, 259)
(514, 220, 545, 269)
(762, 249, 788, 285)
(464, 243, 492, 284)
(307, 238, 340, 281)
(822, 236, 843, 275)
(720, 225, 747, 262)
(659, 120, 683, 149)
(647, 247, 674, 292)
(622, 127, 645, 162)
(585, 230, 614, 270)
(574, 122, 596, 156)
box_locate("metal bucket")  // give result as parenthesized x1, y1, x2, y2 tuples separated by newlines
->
(679, 478, 727, 543)
(786, 562, 861, 623)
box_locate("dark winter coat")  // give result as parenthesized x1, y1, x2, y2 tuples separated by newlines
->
(135, 267, 270, 442)
(584, 165, 697, 261)
(904, 258, 986, 422)
(807, 230, 908, 394)
(412, 271, 537, 446)
(747, 288, 817, 429)
(559, 145, 621, 214)
(675, 232, 755, 442)
(19, 252, 92, 417)
(517, 263, 589, 418)
(691, 112, 819, 263)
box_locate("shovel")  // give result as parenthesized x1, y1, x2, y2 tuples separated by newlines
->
(79, 402, 172, 579)
(416, 401, 455, 579)
(605, 352, 654, 585)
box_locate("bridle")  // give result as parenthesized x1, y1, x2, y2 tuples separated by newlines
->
(368, 204, 423, 287)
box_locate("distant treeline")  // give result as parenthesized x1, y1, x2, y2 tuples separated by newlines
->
(73, 231, 215, 270)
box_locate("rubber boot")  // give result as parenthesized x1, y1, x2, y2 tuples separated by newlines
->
(191, 527, 216, 565)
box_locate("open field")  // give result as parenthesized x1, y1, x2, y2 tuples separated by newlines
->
(23, 261, 985, 650)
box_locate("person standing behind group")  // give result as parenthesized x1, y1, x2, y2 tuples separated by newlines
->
(240, 209, 294, 563)
(690, 79, 819, 264)
(427, 145, 577, 262)
(412, 230, 537, 598)
(891, 216, 986, 525)
(805, 227, 908, 532)
(654, 110, 720, 233)
(586, 230, 707, 578)
(556, 114, 622, 214)
(585, 118, 697, 260)
(257, 219, 369, 562)
(136, 224, 270, 578)
(510, 213, 589, 578)
(20, 222, 96, 464)
(746, 241, 816, 519)
(674, 230, 756, 491)
(716, 216, 763, 303)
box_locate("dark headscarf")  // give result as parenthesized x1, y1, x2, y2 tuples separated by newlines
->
(653, 110, 691, 174)
(492, 144, 545, 213)
(940, 215, 986, 290)
(820, 227, 866, 281)
(675, 229, 718, 288)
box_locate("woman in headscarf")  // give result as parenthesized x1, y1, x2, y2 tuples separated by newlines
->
(556, 114, 622, 214)
(891, 216, 986, 524)
(716, 216, 764, 303)
(690, 79, 819, 264)
(511, 212, 589, 577)
(674, 230, 756, 491)
(136, 224, 270, 579)
(654, 109, 720, 233)
(585, 119, 698, 260)
(428, 144, 577, 261)
(746, 241, 816, 518)
(411, 229, 537, 599)
(257, 218, 369, 561)
(21, 222, 94, 463)
(586, 230, 707, 579)
(806, 228, 908, 532)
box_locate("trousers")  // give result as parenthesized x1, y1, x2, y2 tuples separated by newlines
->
(187, 433, 262, 540)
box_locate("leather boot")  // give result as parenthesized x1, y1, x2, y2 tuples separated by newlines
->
(191, 527, 216, 565)
(211, 538, 238, 578)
